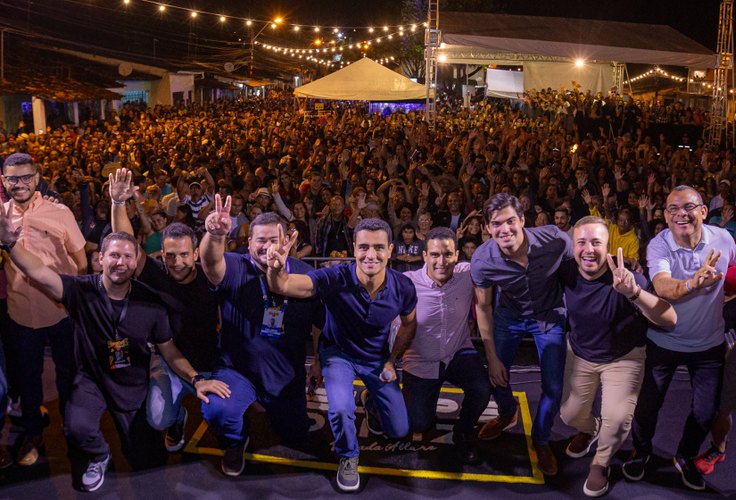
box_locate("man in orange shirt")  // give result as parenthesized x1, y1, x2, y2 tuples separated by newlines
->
(1, 153, 86, 466)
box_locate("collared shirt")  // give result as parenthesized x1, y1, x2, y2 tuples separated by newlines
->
(471, 225, 573, 331)
(647, 225, 736, 352)
(402, 262, 474, 379)
(215, 253, 323, 397)
(5, 192, 86, 328)
(308, 262, 417, 361)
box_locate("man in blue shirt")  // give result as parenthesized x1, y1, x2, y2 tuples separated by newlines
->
(200, 202, 324, 478)
(471, 193, 573, 476)
(266, 217, 417, 493)
(623, 185, 736, 491)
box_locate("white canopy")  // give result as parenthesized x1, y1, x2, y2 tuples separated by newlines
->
(294, 57, 427, 101)
(440, 12, 716, 68)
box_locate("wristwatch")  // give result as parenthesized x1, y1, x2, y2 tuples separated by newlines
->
(191, 373, 207, 385)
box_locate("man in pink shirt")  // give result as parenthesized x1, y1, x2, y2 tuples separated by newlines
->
(1, 153, 86, 466)
(402, 226, 491, 464)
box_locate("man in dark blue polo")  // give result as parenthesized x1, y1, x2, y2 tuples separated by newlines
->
(266, 217, 417, 493)
(199, 203, 323, 478)
(471, 192, 573, 476)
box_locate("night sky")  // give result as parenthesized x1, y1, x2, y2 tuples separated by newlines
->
(0, 0, 724, 62)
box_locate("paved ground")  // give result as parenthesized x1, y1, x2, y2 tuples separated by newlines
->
(0, 359, 734, 499)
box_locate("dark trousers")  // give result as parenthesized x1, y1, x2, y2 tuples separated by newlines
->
(402, 349, 491, 439)
(632, 341, 725, 459)
(202, 366, 310, 448)
(4, 317, 75, 435)
(64, 372, 165, 469)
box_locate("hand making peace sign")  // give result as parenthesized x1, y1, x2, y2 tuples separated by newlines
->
(204, 194, 232, 236)
(606, 247, 638, 298)
(265, 223, 299, 271)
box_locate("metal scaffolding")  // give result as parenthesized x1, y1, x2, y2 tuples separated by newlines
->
(708, 0, 734, 147)
(424, 0, 440, 130)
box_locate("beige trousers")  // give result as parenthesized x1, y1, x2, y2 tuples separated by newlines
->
(560, 343, 646, 466)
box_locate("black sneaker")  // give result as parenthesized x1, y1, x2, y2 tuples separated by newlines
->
(673, 453, 706, 491)
(81, 453, 111, 492)
(453, 433, 480, 464)
(165, 409, 188, 452)
(622, 452, 650, 481)
(221, 438, 249, 477)
(359, 389, 383, 436)
(336, 456, 360, 492)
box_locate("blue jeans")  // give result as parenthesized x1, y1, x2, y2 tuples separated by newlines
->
(146, 354, 210, 431)
(493, 308, 566, 445)
(5, 317, 75, 435)
(201, 366, 309, 448)
(321, 345, 409, 458)
(402, 348, 491, 438)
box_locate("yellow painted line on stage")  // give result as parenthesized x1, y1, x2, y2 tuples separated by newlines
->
(184, 387, 544, 484)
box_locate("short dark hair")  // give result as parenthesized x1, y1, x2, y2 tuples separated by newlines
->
(2, 153, 35, 174)
(355, 217, 392, 242)
(483, 193, 524, 225)
(100, 231, 139, 256)
(426, 226, 457, 249)
(671, 184, 704, 205)
(162, 222, 198, 249)
(250, 212, 287, 233)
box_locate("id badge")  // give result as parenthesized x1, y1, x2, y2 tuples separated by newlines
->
(261, 307, 285, 338)
(108, 338, 131, 370)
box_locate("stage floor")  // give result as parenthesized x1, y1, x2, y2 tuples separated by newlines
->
(0, 359, 734, 499)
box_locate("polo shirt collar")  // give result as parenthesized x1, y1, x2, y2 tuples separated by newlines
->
(664, 225, 710, 252)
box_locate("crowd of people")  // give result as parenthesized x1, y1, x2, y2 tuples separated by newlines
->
(0, 90, 733, 496)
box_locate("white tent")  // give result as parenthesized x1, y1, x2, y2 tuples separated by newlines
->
(294, 57, 427, 101)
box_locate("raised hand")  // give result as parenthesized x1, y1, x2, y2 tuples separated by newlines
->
(614, 165, 624, 181)
(601, 183, 611, 200)
(0, 201, 22, 246)
(581, 188, 592, 206)
(109, 168, 137, 203)
(691, 248, 723, 290)
(270, 179, 280, 195)
(204, 194, 232, 236)
(606, 247, 638, 297)
(638, 194, 649, 211)
(356, 191, 367, 210)
(266, 223, 298, 271)
(577, 173, 588, 189)
(723, 205, 734, 224)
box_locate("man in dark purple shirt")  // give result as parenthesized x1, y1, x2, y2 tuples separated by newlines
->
(471, 193, 572, 476)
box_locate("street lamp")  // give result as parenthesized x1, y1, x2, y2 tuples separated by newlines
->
(250, 17, 283, 76)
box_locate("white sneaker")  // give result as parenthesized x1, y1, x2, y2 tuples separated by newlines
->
(82, 453, 111, 492)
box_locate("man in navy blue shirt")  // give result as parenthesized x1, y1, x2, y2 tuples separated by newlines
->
(471, 192, 573, 476)
(266, 217, 417, 492)
(200, 201, 323, 478)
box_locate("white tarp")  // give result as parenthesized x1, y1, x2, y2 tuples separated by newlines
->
(523, 61, 614, 94)
(485, 69, 524, 99)
(294, 57, 427, 101)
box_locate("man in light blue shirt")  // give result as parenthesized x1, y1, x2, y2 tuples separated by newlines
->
(623, 185, 736, 491)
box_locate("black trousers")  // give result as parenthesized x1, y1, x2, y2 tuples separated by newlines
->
(64, 372, 165, 469)
(631, 341, 725, 459)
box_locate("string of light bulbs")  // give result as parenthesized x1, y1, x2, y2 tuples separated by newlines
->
(253, 28, 412, 55)
(121, 0, 427, 34)
(624, 66, 687, 85)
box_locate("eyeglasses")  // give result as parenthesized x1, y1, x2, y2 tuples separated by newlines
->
(3, 173, 36, 185)
(665, 203, 703, 215)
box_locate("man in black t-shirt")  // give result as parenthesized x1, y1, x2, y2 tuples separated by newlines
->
(558, 216, 676, 498)
(110, 169, 220, 453)
(0, 221, 229, 492)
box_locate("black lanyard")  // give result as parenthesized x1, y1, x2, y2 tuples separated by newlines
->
(97, 275, 130, 340)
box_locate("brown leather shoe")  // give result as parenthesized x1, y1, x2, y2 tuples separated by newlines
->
(478, 407, 519, 440)
(534, 443, 558, 476)
(566, 431, 599, 458)
(0, 446, 13, 469)
(17, 435, 43, 466)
